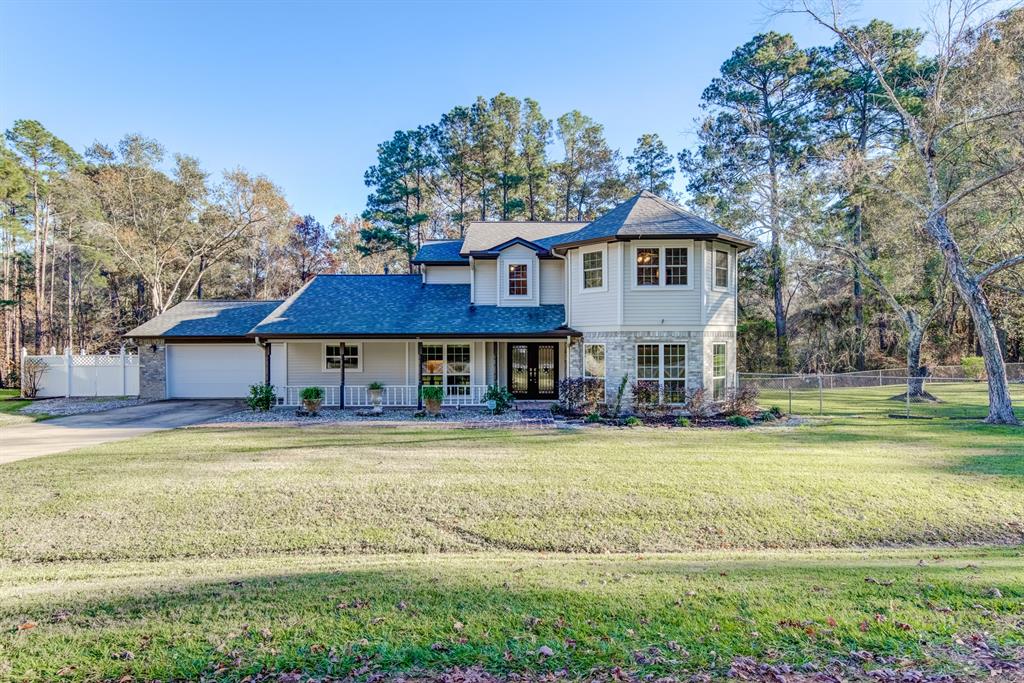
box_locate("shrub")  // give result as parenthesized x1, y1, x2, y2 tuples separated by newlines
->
(558, 377, 604, 415)
(483, 384, 514, 413)
(20, 358, 47, 398)
(758, 410, 777, 422)
(630, 380, 666, 416)
(624, 416, 642, 427)
(584, 412, 602, 423)
(727, 414, 753, 427)
(769, 405, 783, 418)
(299, 386, 325, 402)
(684, 387, 714, 419)
(246, 383, 276, 412)
(611, 374, 629, 417)
(675, 416, 691, 427)
(368, 381, 384, 391)
(420, 385, 444, 402)
(723, 385, 760, 417)
(961, 356, 986, 380)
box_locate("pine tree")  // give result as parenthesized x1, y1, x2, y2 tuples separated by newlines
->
(626, 133, 675, 198)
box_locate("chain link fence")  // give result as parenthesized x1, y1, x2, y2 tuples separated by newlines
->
(739, 367, 1024, 420)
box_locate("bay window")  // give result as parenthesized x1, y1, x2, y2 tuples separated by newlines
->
(634, 245, 690, 287)
(584, 343, 606, 397)
(713, 342, 727, 400)
(714, 249, 730, 289)
(635, 343, 687, 404)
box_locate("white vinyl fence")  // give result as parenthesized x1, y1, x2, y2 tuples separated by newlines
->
(21, 347, 140, 398)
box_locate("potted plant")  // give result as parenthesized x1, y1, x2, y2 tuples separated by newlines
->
(299, 386, 325, 416)
(420, 385, 444, 416)
(368, 381, 384, 412)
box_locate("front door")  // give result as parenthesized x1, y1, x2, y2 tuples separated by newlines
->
(507, 343, 559, 400)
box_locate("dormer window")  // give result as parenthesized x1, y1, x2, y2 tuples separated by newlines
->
(507, 263, 529, 296)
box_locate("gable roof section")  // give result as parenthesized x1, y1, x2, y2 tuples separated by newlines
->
(412, 240, 468, 265)
(124, 300, 283, 339)
(549, 191, 754, 250)
(249, 275, 573, 338)
(461, 221, 584, 256)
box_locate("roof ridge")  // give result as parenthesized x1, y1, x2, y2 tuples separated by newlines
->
(183, 298, 282, 303)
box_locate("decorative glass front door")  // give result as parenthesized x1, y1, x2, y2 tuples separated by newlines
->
(507, 343, 559, 400)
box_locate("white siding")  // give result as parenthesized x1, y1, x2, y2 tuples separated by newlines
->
(286, 341, 410, 387)
(539, 259, 564, 305)
(568, 242, 621, 330)
(622, 240, 703, 327)
(270, 342, 286, 388)
(497, 244, 539, 307)
(423, 265, 470, 284)
(705, 242, 737, 326)
(474, 260, 498, 305)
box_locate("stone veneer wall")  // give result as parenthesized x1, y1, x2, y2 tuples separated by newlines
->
(569, 329, 736, 409)
(138, 340, 166, 400)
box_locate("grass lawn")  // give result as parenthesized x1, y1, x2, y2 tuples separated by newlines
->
(1, 403, 1023, 680)
(0, 388, 53, 427)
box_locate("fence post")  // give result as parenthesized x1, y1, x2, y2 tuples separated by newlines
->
(906, 377, 911, 419)
(120, 345, 127, 396)
(64, 347, 72, 398)
(20, 347, 27, 398)
(878, 369, 883, 387)
(788, 388, 793, 416)
(817, 374, 823, 416)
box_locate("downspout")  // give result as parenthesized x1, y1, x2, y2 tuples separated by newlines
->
(257, 336, 271, 387)
(416, 338, 423, 410)
(469, 256, 475, 304)
(551, 248, 569, 328)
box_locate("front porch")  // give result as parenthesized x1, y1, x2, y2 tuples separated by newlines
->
(265, 338, 570, 408)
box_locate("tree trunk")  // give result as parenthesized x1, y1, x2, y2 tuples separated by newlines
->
(768, 160, 788, 372)
(906, 323, 927, 397)
(851, 203, 866, 371)
(927, 212, 1016, 423)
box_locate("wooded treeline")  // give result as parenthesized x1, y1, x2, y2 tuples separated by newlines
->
(2, 4, 1022, 418)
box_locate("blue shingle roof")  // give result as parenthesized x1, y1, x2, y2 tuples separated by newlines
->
(412, 240, 468, 264)
(250, 275, 572, 337)
(124, 300, 283, 338)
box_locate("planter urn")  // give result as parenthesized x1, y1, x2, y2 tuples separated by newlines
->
(369, 388, 383, 414)
(303, 399, 322, 416)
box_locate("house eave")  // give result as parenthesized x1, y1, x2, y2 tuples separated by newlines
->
(245, 329, 582, 340)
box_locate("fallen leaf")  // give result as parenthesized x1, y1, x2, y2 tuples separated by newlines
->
(17, 620, 37, 631)
(537, 645, 554, 657)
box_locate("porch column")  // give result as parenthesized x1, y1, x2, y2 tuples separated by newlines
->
(339, 340, 346, 408)
(416, 338, 423, 410)
(263, 342, 271, 386)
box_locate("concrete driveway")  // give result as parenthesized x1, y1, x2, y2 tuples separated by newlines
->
(1, 400, 241, 464)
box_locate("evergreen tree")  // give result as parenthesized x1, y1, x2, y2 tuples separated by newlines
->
(518, 98, 551, 220)
(552, 111, 621, 221)
(626, 133, 676, 198)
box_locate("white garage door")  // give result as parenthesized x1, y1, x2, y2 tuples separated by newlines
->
(166, 344, 263, 398)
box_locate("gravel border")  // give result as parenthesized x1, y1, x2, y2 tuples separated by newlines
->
(198, 406, 556, 428)
(18, 397, 155, 416)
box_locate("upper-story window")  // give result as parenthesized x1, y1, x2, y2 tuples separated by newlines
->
(635, 245, 690, 288)
(714, 249, 730, 289)
(582, 249, 604, 289)
(507, 263, 528, 296)
(636, 248, 660, 286)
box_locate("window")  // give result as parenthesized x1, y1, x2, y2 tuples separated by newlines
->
(634, 245, 690, 287)
(714, 250, 729, 289)
(665, 247, 688, 286)
(635, 343, 687, 404)
(324, 343, 361, 371)
(507, 263, 528, 296)
(713, 343, 728, 401)
(421, 343, 472, 397)
(584, 343, 606, 398)
(582, 250, 604, 289)
(636, 248, 660, 286)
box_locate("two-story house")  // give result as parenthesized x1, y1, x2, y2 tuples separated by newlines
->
(126, 191, 752, 409)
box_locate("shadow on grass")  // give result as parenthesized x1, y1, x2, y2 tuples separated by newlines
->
(5, 553, 1021, 682)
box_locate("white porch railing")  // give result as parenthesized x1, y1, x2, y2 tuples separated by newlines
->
(276, 384, 488, 407)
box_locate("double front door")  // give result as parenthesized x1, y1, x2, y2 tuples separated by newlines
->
(507, 343, 559, 400)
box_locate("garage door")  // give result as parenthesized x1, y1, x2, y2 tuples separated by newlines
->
(166, 344, 263, 398)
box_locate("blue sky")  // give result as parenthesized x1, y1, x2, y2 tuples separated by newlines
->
(2, 0, 934, 224)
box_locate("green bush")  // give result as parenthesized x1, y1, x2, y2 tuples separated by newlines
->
(961, 356, 986, 380)
(675, 416, 691, 427)
(624, 416, 642, 427)
(726, 414, 753, 428)
(483, 384, 514, 413)
(368, 381, 384, 391)
(584, 412, 603, 423)
(299, 386, 324, 402)
(420, 385, 444, 402)
(245, 384, 276, 412)
(769, 405, 783, 418)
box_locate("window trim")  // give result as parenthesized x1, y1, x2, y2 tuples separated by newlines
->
(713, 248, 731, 291)
(579, 245, 608, 293)
(630, 243, 694, 290)
(583, 342, 607, 399)
(712, 342, 728, 401)
(322, 342, 363, 373)
(504, 259, 531, 299)
(634, 342, 688, 404)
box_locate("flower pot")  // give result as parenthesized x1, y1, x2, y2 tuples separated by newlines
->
(369, 388, 383, 414)
(302, 398, 322, 415)
(425, 397, 442, 416)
